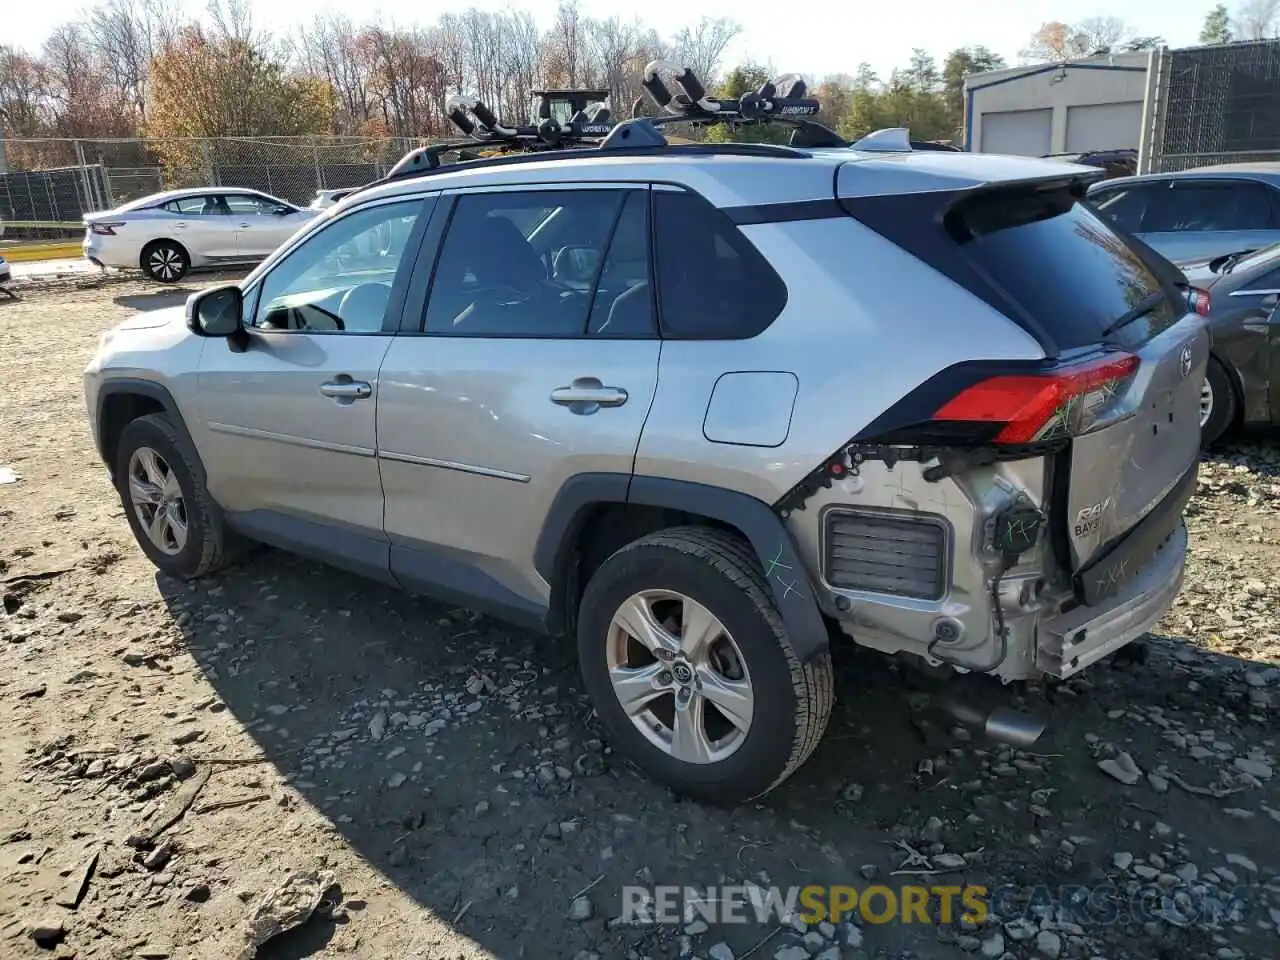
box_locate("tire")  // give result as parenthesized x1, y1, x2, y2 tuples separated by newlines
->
(1200, 356, 1237, 449)
(114, 413, 237, 579)
(141, 240, 190, 283)
(576, 526, 834, 805)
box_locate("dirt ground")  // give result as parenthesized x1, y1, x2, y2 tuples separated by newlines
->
(1, 270, 1278, 960)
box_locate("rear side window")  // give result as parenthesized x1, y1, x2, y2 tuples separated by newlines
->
(957, 194, 1181, 348)
(1146, 180, 1280, 232)
(652, 191, 787, 339)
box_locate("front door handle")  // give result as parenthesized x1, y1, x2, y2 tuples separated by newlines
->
(320, 377, 372, 402)
(239, 221, 251, 228)
(550, 378, 628, 414)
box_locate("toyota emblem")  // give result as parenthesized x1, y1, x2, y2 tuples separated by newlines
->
(1179, 344, 1193, 378)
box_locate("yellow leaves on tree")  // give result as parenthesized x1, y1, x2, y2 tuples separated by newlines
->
(147, 28, 334, 140)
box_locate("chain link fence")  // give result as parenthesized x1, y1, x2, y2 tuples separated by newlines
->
(1, 136, 431, 228)
(1143, 39, 1280, 173)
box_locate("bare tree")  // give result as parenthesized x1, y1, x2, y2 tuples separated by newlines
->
(85, 0, 179, 124)
(1073, 15, 1132, 54)
(1236, 0, 1280, 39)
(669, 17, 741, 85)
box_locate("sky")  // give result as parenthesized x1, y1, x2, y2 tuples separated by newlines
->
(8, 0, 1213, 79)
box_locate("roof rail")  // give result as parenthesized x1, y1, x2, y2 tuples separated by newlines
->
(352, 64, 850, 196)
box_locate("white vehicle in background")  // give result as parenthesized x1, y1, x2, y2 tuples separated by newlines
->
(309, 188, 355, 211)
(83, 188, 318, 283)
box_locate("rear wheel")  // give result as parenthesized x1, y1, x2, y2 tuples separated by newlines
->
(576, 526, 834, 804)
(141, 240, 190, 283)
(1200, 356, 1237, 449)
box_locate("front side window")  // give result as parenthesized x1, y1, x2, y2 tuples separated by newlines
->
(425, 189, 647, 337)
(248, 199, 424, 334)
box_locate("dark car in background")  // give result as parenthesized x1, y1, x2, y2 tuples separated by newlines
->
(1086, 164, 1280, 264)
(1043, 148, 1137, 180)
(1180, 242, 1280, 445)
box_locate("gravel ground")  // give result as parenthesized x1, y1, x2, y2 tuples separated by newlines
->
(0, 271, 1278, 960)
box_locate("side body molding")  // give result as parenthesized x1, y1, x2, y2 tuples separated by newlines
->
(535, 473, 830, 661)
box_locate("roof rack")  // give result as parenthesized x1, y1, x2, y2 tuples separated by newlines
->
(364, 63, 915, 192)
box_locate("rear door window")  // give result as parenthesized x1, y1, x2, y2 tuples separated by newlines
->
(1146, 180, 1280, 232)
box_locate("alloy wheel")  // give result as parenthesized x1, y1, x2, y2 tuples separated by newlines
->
(127, 446, 188, 556)
(1199, 376, 1214, 429)
(605, 590, 754, 764)
(149, 247, 182, 282)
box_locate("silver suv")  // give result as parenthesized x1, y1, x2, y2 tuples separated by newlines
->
(85, 85, 1207, 804)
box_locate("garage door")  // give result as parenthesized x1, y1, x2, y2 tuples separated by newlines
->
(979, 109, 1053, 156)
(1065, 102, 1143, 152)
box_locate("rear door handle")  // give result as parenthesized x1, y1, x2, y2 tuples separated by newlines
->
(320, 378, 372, 402)
(550, 378, 628, 414)
(238, 222, 251, 228)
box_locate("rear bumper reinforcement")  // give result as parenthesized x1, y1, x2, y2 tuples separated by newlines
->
(1039, 520, 1186, 679)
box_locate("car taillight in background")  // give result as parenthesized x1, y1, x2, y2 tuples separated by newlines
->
(931, 353, 1141, 445)
(1185, 287, 1212, 316)
(88, 222, 125, 236)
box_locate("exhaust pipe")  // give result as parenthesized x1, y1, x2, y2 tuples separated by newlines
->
(943, 699, 1046, 749)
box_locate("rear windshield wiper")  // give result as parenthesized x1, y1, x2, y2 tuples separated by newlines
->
(1100, 291, 1170, 338)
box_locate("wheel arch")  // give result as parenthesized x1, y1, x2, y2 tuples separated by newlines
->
(97, 379, 200, 480)
(535, 473, 830, 661)
(1207, 349, 1245, 426)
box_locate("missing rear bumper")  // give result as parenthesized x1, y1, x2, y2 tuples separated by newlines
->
(1038, 521, 1186, 679)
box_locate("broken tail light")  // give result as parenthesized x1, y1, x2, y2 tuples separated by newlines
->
(931, 353, 1140, 444)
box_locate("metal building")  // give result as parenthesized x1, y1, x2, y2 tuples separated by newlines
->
(963, 52, 1150, 157)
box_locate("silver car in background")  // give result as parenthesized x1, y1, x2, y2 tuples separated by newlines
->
(83, 187, 317, 283)
(1087, 164, 1280, 264)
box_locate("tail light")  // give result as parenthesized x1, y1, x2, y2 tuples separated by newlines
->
(1185, 286, 1211, 316)
(931, 353, 1140, 444)
(88, 222, 124, 236)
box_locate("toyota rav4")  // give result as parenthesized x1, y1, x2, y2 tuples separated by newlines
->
(84, 70, 1206, 804)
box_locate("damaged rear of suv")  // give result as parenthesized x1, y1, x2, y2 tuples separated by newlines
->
(85, 67, 1205, 806)
(782, 148, 1204, 688)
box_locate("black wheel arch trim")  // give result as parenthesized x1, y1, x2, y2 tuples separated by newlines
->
(96, 378, 200, 477)
(535, 472, 830, 661)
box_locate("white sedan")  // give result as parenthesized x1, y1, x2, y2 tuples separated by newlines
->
(83, 188, 318, 283)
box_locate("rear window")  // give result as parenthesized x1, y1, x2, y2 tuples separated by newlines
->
(952, 191, 1182, 349)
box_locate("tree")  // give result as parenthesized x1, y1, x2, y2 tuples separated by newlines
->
(941, 46, 1005, 132)
(147, 26, 334, 180)
(1235, 0, 1280, 39)
(902, 49, 940, 94)
(1022, 17, 1134, 61)
(1200, 4, 1233, 43)
(669, 17, 741, 86)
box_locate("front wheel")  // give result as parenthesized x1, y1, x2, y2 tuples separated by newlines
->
(576, 526, 834, 805)
(115, 414, 236, 579)
(141, 240, 190, 283)
(1200, 356, 1237, 449)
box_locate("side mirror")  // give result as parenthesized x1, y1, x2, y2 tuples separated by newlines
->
(187, 285, 244, 338)
(273, 206, 294, 216)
